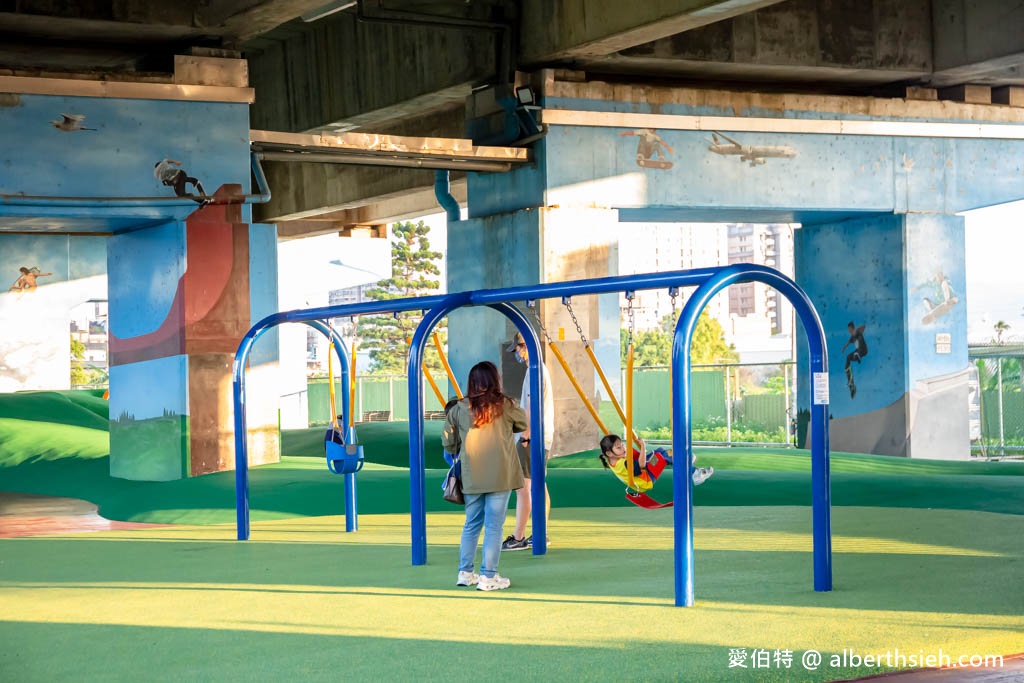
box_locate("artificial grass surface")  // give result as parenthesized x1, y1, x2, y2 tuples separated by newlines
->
(3, 390, 1024, 523)
(2, 506, 1021, 682)
(2, 390, 1023, 681)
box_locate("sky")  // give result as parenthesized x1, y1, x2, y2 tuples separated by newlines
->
(963, 200, 1024, 343)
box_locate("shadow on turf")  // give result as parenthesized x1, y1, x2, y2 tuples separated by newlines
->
(4, 536, 1021, 617)
(1, 621, 941, 682)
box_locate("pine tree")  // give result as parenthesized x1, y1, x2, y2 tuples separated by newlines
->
(359, 221, 446, 374)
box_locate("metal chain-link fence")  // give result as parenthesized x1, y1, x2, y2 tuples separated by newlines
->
(970, 353, 1024, 456)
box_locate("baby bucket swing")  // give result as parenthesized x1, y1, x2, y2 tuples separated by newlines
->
(324, 318, 365, 475)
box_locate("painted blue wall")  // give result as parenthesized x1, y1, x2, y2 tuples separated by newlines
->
(248, 223, 280, 366)
(107, 222, 185, 338)
(904, 213, 968, 384)
(795, 215, 907, 418)
(795, 213, 968, 420)
(0, 94, 249, 199)
(543, 95, 1024, 216)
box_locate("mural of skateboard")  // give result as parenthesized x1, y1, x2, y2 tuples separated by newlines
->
(922, 297, 958, 325)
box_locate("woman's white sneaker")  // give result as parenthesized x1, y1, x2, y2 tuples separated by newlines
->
(476, 573, 511, 591)
(456, 571, 479, 586)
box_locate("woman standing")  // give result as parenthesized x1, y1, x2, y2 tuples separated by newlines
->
(443, 361, 527, 591)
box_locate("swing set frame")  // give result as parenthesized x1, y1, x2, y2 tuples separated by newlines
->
(232, 264, 831, 607)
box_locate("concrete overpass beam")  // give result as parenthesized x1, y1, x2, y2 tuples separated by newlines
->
(593, 0, 932, 87)
(518, 0, 788, 63)
(931, 0, 1024, 86)
(246, 12, 495, 132)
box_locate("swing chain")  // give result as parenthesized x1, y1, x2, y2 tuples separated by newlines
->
(563, 297, 589, 347)
(625, 291, 635, 348)
(527, 302, 555, 345)
(669, 286, 679, 321)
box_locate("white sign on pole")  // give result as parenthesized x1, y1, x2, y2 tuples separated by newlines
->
(813, 372, 830, 405)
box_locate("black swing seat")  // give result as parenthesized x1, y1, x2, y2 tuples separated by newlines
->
(325, 426, 365, 475)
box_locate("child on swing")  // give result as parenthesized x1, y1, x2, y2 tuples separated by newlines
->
(598, 434, 713, 492)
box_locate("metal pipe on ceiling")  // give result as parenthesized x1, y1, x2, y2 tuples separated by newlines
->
(0, 153, 271, 207)
(256, 150, 511, 172)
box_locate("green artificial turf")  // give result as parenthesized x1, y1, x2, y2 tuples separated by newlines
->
(3, 390, 1024, 524)
(2, 390, 1023, 682)
(1, 506, 1021, 682)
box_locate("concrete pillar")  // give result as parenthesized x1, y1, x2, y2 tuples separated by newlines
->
(447, 204, 621, 456)
(795, 213, 970, 459)
(108, 191, 280, 480)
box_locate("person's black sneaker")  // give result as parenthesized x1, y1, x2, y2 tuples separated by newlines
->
(525, 535, 551, 548)
(501, 535, 529, 551)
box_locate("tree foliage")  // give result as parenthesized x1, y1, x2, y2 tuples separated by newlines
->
(69, 335, 105, 386)
(620, 312, 738, 366)
(994, 320, 1011, 344)
(359, 221, 446, 374)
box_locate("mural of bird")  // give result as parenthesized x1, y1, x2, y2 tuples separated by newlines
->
(51, 113, 95, 132)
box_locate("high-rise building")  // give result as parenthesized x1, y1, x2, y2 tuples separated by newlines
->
(614, 222, 796, 363)
(727, 224, 794, 335)
(616, 223, 730, 332)
(725, 223, 795, 361)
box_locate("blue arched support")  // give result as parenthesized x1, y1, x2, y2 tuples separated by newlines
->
(233, 293, 448, 540)
(434, 171, 460, 223)
(407, 292, 472, 563)
(304, 320, 358, 532)
(673, 264, 831, 606)
(407, 298, 544, 565)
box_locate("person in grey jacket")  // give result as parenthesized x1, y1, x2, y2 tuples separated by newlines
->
(443, 361, 527, 592)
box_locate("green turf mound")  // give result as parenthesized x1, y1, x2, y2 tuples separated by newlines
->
(0, 390, 110, 466)
(2, 389, 1023, 524)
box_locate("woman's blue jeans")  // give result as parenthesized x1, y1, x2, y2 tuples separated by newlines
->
(459, 490, 513, 578)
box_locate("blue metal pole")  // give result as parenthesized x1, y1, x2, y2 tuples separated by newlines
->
(673, 264, 831, 606)
(487, 303, 547, 556)
(408, 293, 473, 565)
(233, 330, 263, 540)
(344, 472, 358, 532)
(467, 267, 720, 306)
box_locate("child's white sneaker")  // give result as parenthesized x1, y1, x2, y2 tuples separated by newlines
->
(476, 573, 511, 591)
(456, 570, 479, 586)
(692, 466, 714, 486)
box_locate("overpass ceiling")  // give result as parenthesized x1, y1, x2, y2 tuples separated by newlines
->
(2, 1, 1023, 94)
(4, 1, 1024, 232)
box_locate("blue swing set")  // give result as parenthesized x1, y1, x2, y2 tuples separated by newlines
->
(233, 264, 833, 608)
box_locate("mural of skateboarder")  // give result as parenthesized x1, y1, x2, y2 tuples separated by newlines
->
(620, 129, 674, 169)
(840, 321, 867, 399)
(911, 268, 958, 325)
(9, 266, 51, 292)
(154, 158, 207, 201)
